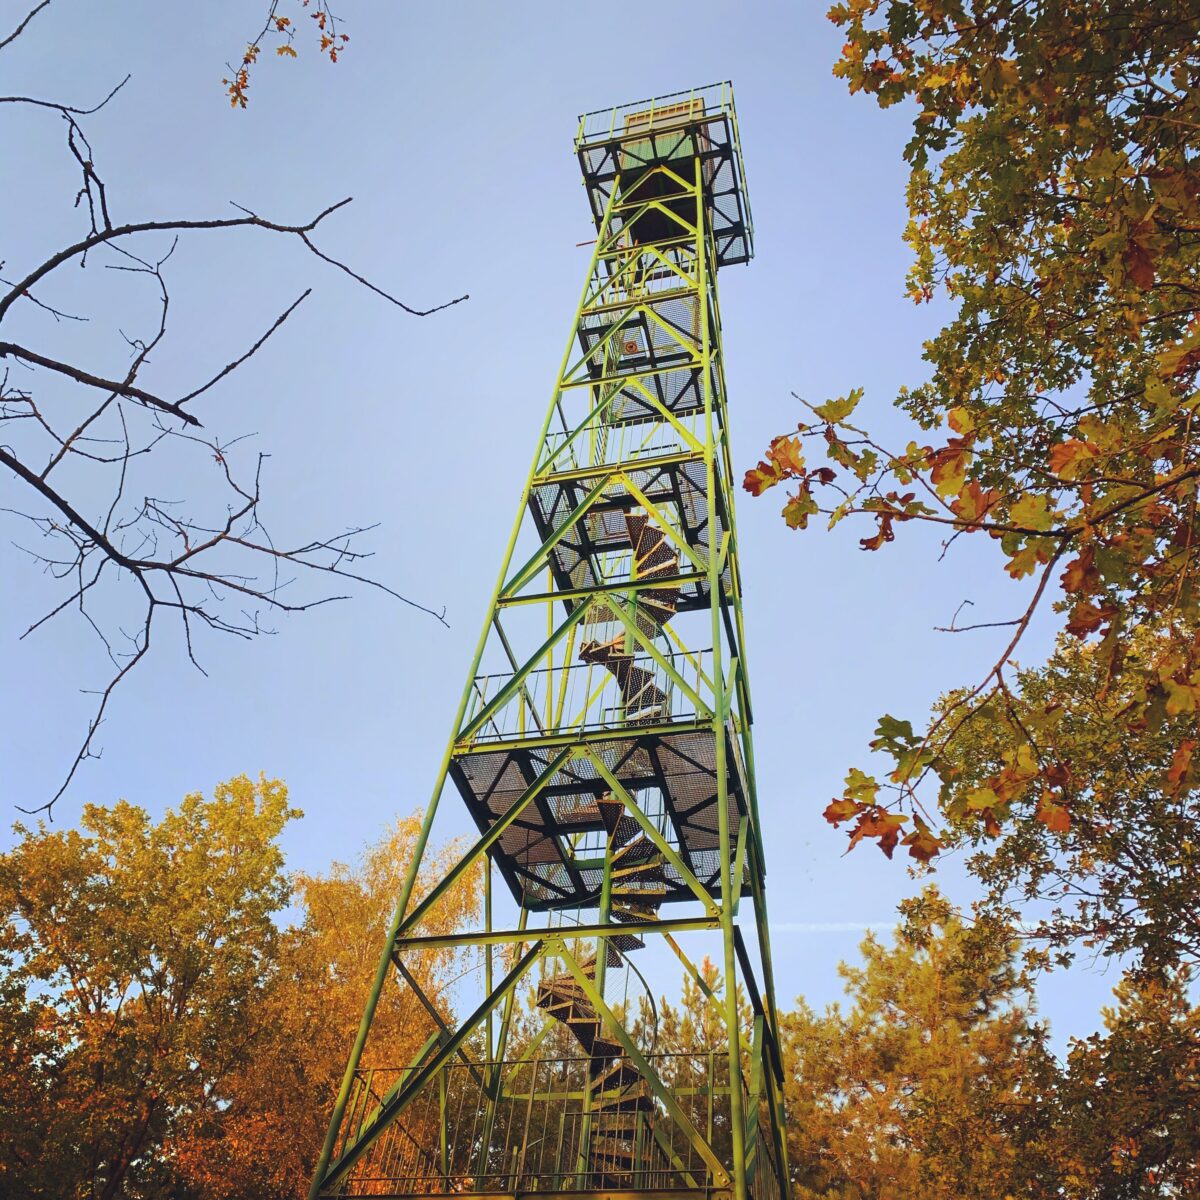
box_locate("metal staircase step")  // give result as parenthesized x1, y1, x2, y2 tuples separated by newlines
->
(591, 1058, 646, 1092)
(612, 898, 661, 921)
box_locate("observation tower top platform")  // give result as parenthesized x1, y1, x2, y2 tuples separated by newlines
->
(574, 81, 754, 268)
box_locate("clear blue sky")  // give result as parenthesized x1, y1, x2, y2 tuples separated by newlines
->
(1, 0, 1120, 1043)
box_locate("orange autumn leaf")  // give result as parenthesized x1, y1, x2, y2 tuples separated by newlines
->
(848, 808, 908, 858)
(926, 435, 974, 497)
(1042, 760, 1072, 791)
(766, 433, 806, 475)
(1122, 235, 1156, 290)
(743, 460, 783, 496)
(901, 815, 943, 863)
(860, 511, 896, 551)
(1166, 739, 1196, 795)
(744, 436, 806, 496)
(1035, 795, 1071, 834)
(824, 798, 863, 825)
(1060, 546, 1100, 595)
(1066, 598, 1117, 638)
(1048, 438, 1099, 480)
(951, 479, 1001, 526)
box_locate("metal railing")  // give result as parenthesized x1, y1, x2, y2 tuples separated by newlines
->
(751, 1102, 785, 1200)
(464, 646, 714, 744)
(574, 81, 752, 249)
(540, 410, 707, 475)
(334, 1051, 739, 1196)
(575, 82, 734, 147)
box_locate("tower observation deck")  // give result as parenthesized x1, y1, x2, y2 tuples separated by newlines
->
(308, 82, 788, 1200)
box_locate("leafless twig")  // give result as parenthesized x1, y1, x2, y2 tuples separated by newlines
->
(935, 598, 1024, 633)
(0, 0, 50, 53)
(2, 44, 463, 815)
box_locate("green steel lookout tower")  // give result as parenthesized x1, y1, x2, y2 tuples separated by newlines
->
(308, 83, 788, 1200)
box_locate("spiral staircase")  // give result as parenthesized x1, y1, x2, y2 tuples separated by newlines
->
(536, 793, 670, 1187)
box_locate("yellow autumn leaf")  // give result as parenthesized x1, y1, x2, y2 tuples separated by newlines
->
(948, 406, 976, 435)
(1144, 375, 1175, 411)
(1164, 678, 1199, 717)
(1009, 493, 1057, 531)
(966, 786, 1000, 811)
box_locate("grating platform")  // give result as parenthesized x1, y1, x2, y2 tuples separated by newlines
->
(448, 725, 750, 911)
(528, 452, 731, 609)
(576, 83, 753, 268)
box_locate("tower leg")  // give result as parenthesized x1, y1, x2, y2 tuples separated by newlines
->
(697, 147, 748, 1200)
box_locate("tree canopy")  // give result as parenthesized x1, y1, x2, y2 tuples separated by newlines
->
(783, 889, 1054, 1200)
(0, 778, 479, 1200)
(748, 0, 1200, 973)
(5, 787, 1196, 1197)
(0, 776, 297, 1199)
(783, 890, 1200, 1200)
(937, 627, 1200, 970)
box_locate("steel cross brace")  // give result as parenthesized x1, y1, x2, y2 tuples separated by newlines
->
(318, 941, 548, 1194)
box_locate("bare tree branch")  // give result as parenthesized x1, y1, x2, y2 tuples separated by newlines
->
(0, 0, 50, 53)
(177, 289, 311, 408)
(0, 200, 353, 322)
(0, 444, 135, 566)
(0, 342, 202, 427)
(0, 73, 131, 114)
(2, 62, 464, 815)
(0, 274, 87, 322)
(297, 230, 469, 316)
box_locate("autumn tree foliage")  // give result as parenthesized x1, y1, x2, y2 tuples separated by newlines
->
(744, 17, 1200, 1184)
(0, 776, 297, 1199)
(649, 955, 752, 1057)
(782, 890, 1056, 1200)
(938, 628, 1200, 970)
(0, 778, 479, 1200)
(748, 2, 1200, 942)
(1053, 969, 1200, 1198)
(5, 781, 1192, 1198)
(781, 890, 1200, 1199)
(171, 816, 481, 1200)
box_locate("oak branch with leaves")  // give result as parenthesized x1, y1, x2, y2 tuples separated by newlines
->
(749, 2, 1200, 913)
(223, 0, 350, 108)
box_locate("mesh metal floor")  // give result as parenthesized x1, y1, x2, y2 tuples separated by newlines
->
(449, 725, 750, 910)
(528, 453, 730, 612)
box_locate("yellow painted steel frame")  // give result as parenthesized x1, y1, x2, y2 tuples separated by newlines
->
(308, 84, 787, 1200)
